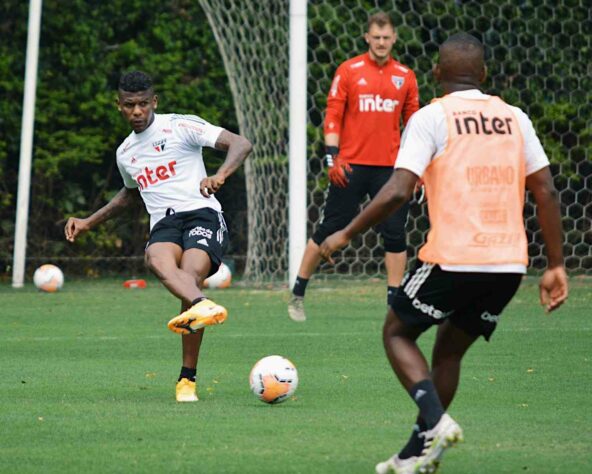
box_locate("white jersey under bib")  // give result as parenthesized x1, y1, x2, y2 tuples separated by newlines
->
(116, 113, 224, 230)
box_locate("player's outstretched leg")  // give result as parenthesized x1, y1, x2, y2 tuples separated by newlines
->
(167, 298, 227, 335)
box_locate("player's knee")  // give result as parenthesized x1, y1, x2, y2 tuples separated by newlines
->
(383, 237, 407, 253)
(312, 220, 350, 245)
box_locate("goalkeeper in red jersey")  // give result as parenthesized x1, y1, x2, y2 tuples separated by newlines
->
(288, 11, 420, 322)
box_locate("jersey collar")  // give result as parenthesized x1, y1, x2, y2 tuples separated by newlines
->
(365, 52, 393, 69)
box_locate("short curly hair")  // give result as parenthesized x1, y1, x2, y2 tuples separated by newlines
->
(118, 71, 153, 92)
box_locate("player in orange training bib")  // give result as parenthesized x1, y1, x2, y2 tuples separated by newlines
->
(320, 33, 568, 474)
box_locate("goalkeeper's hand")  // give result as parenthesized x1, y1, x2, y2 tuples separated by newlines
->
(325, 146, 352, 188)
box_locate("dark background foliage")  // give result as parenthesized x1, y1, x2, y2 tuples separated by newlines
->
(1, 0, 590, 279)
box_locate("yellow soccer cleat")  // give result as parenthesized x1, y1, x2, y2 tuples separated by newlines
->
(176, 378, 198, 402)
(167, 298, 228, 335)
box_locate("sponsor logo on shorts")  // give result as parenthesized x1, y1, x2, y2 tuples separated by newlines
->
(412, 297, 451, 320)
(480, 311, 500, 323)
(196, 238, 209, 247)
(188, 226, 212, 239)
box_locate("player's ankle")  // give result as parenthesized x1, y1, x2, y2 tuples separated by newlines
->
(178, 366, 196, 382)
(292, 276, 309, 297)
(409, 379, 445, 428)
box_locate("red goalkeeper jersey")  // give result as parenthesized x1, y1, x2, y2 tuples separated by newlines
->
(324, 52, 419, 167)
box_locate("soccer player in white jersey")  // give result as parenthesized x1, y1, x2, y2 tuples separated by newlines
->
(320, 34, 568, 473)
(65, 71, 252, 402)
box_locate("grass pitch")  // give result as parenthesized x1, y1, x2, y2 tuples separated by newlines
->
(0, 277, 590, 473)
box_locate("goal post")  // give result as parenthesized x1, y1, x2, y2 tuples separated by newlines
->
(288, 0, 308, 288)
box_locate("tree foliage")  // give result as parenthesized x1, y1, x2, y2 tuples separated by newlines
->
(0, 0, 239, 274)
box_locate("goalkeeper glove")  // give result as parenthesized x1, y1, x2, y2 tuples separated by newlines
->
(325, 146, 352, 188)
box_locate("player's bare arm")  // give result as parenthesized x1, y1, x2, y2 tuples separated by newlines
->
(320, 168, 418, 262)
(200, 130, 252, 198)
(64, 187, 138, 242)
(525, 166, 568, 312)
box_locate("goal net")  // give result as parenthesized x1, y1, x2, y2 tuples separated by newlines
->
(200, 0, 591, 282)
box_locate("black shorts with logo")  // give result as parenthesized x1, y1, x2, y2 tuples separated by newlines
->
(391, 260, 522, 340)
(311, 165, 409, 253)
(147, 208, 229, 277)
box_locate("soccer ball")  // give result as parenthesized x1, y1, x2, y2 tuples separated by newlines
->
(203, 262, 232, 289)
(249, 355, 298, 404)
(33, 264, 64, 292)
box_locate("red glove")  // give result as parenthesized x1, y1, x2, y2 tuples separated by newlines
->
(325, 147, 352, 188)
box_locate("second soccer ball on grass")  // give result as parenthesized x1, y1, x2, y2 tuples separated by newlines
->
(203, 262, 232, 289)
(33, 264, 64, 292)
(249, 355, 298, 404)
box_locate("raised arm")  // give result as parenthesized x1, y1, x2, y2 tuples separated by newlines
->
(64, 186, 138, 242)
(200, 130, 252, 198)
(525, 166, 568, 312)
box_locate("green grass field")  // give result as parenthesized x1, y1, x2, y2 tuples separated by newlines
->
(1, 277, 590, 473)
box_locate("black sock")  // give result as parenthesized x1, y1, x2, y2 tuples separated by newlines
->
(409, 379, 445, 428)
(387, 286, 398, 306)
(398, 418, 428, 459)
(292, 276, 309, 297)
(191, 296, 206, 306)
(178, 366, 196, 382)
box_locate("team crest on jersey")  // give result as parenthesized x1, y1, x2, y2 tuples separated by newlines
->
(152, 138, 167, 152)
(391, 76, 405, 89)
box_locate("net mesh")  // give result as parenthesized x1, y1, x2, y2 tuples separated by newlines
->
(199, 0, 591, 281)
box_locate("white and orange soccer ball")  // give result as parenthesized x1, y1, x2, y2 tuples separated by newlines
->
(33, 264, 64, 293)
(203, 262, 232, 289)
(249, 355, 298, 404)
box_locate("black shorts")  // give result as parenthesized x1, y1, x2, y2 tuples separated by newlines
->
(311, 165, 409, 252)
(391, 260, 522, 341)
(147, 208, 229, 277)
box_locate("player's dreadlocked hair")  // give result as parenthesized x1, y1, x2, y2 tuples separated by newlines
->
(118, 71, 153, 92)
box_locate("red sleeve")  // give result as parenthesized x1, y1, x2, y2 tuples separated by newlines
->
(323, 63, 349, 136)
(402, 70, 420, 126)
